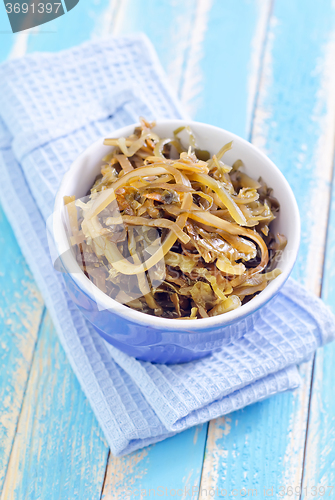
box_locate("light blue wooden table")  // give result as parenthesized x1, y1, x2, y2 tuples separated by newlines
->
(1, 1, 335, 498)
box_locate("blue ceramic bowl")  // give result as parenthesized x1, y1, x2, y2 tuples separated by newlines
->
(53, 120, 300, 363)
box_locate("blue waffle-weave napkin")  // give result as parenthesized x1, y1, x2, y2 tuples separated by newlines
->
(0, 35, 334, 456)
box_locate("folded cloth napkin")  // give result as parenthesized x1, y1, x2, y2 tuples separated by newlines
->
(0, 35, 334, 456)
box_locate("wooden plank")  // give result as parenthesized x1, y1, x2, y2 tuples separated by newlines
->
(0, 5, 24, 61)
(0, 34, 13, 62)
(112, 0, 198, 101)
(101, 425, 208, 500)
(301, 165, 335, 492)
(200, 0, 335, 496)
(302, 344, 335, 497)
(192, 0, 272, 139)
(25, 0, 117, 54)
(0, 313, 109, 500)
(0, 205, 44, 493)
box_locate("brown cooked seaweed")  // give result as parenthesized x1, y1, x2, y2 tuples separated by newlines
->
(65, 118, 286, 319)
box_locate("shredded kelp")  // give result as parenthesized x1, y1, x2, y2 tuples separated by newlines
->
(65, 118, 286, 319)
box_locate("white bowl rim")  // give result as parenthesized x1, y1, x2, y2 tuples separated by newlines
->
(53, 119, 300, 331)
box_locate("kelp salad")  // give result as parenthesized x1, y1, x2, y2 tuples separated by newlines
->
(65, 118, 287, 319)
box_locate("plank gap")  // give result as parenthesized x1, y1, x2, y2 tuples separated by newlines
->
(99, 450, 111, 500)
(299, 355, 316, 500)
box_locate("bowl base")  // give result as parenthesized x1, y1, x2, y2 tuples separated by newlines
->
(94, 325, 213, 364)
